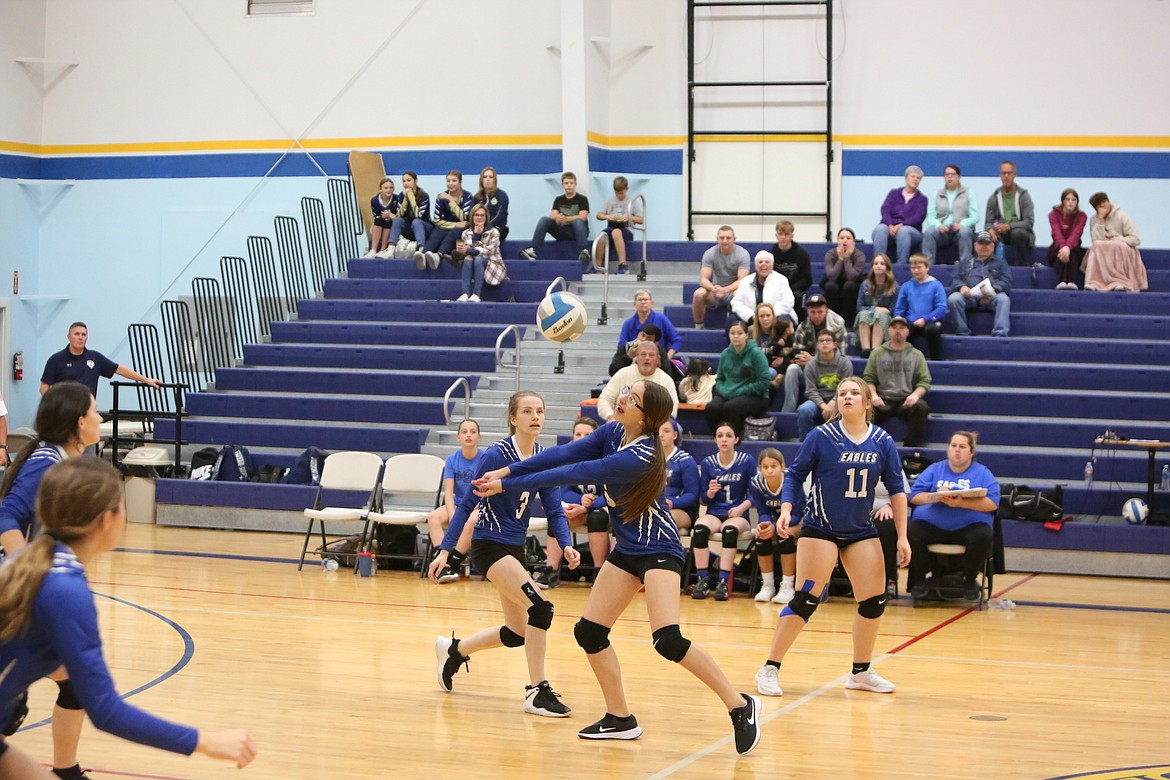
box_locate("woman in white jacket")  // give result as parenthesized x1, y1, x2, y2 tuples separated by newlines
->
(730, 251, 796, 328)
(1081, 192, 1148, 292)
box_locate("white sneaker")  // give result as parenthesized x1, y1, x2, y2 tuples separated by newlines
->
(456, 294, 469, 302)
(412, 250, 425, 270)
(375, 246, 394, 259)
(754, 583, 776, 602)
(1084, 282, 1098, 291)
(755, 665, 782, 697)
(772, 581, 795, 604)
(468, 294, 480, 302)
(426, 251, 440, 270)
(845, 669, 895, 694)
(519, 247, 538, 260)
(362, 248, 377, 259)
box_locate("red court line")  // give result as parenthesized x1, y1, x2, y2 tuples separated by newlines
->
(886, 573, 1038, 654)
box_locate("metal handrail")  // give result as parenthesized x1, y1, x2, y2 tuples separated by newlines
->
(443, 377, 471, 424)
(494, 325, 522, 392)
(591, 233, 611, 326)
(544, 276, 568, 298)
(630, 193, 649, 281)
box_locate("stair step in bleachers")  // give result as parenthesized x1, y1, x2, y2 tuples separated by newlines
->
(269, 321, 518, 348)
(185, 392, 448, 425)
(155, 417, 428, 453)
(323, 278, 549, 302)
(346, 258, 585, 282)
(241, 343, 498, 372)
(296, 299, 536, 324)
(213, 367, 477, 397)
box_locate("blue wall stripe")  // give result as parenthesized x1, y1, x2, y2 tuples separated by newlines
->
(588, 145, 683, 175)
(0, 154, 41, 179)
(843, 149, 1170, 179)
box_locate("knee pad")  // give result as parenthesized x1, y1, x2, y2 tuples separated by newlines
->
(586, 508, 610, 533)
(721, 525, 740, 549)
(755, 537, 774, 557)
(780, 590, 820, 623)
(55, 679, 82, 710)
(651, 624, 692, 663)
(857, 594, 888, 619)
(574, 618, 611, 655)
(691, 525, 711, 549)
(499, 626, 525, 647)
(527, 598, 554, 631)
(776, 535, 797, 555)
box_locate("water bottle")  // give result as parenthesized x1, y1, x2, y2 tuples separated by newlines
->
(1162, 464, 1170, 492)
(1083, 460, 1094, 486)
(323, 558, 339, 572)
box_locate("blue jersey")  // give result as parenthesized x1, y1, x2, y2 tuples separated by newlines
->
(443, 449, 483, 507)
(699, 451, 757, 516)
(503, 422, 684, 561)
(0, 544, 198, 754)
(747, 472, 786, 523)
(664, 447, 700, 512)
(783, 421, 904, 540)
(0, 445, 67, 543)
(441, 437, 570, 551)
(909, 461, 999, 532)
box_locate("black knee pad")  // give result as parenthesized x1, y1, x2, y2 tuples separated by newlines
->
(527, 598, 554, 630)
(56, 679, 82, 710)
(857, 594, 888, 619)
(586, 508, 610, 533)
(776, 535, 797, 555)
(499, 626, 525, 647)
(574, 618, 611, 654)
(652, 624, 692, 663)
(721, 525, 740, 549)
(755, 537, 774, 556)
(781, 590, 820, 622)
(691, 525, 711, 549)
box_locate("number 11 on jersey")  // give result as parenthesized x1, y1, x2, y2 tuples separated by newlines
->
(845, 468, 869, 498)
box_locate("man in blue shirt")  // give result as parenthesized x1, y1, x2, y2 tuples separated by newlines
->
(40, 322, 160, 397)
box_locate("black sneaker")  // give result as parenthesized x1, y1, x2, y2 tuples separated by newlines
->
(713, 580, 730, 601)
(963, 578, 982, 601)
(691, 580, 710, 600)
(437, 565, 461, 584)
(523, 680, 571, 717)
(729, 694, 762, 755)
(534, 565, 560, 590)
(435, 634, 469, 693)
(578, 712, 642, 740)
(52, 766, 91, 780)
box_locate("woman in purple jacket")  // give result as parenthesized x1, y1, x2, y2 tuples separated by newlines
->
(870, 165, 927, 264)
(1047, 188, 1087, 290)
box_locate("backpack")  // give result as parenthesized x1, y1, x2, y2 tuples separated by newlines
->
(743, 416, 776, 442)
(213, 445, 255, 482)
(901, 452, 934, 482)
(282, 446, 328, 486)
(250, 465, 288, 484)
(188, 447, 220, 480)
(999, 484, 1064, 523)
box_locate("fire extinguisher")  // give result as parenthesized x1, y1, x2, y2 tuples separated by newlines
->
(12, 351, 22, 381)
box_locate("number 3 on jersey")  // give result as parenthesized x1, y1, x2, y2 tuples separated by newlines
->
(517, 490, 531, 518)
(845, 468, 869, 498)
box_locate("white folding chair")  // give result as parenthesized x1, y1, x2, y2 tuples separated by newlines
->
(363, 453, 445, 573)
(299, 451, 384, 570)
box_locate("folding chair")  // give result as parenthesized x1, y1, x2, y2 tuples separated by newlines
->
(363, 453, 445, 574)
(299, 451, 383, 571)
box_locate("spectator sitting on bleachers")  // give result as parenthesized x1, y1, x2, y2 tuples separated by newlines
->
(863, 316, 931, 448)
(692, 225, 750, 328)
(610, 289, 681, 375)
(455, 205, 503, 303)
(472, 166, 509, 240)
(519, 171, 590, 263)
(769, 220, 813, 321)
(1082, 192, 1148, 292)
(593, 176, 643, 274)
(893, 253, 946, 361)
(731, 251, 796, 330)
(871, 165, 927, 264)
(365, 176, 397, 258)
(796, 331, 853, 441)
(792, 293, 847, 362)
(677, 358, 715, 405)
(908, 430, 1000, 600)
(660, 418, 699, 531)
(820, 228, 865, 326)
(420, 170, 474, 270)
(426, 418, 483, 583)
(1048, 188, 1087, 290)
(388, 171, 431, 265)
(607, 323, 676, 382)
(948, 232, 1013, 337)
(923, 164, 978, 264)
(704, 321, 771, 437)
(533, 417, 611, 590)
(597, 341, 678, 421)
(983, 161, 1035, 266)
(855, 253, 899, 357)
(750, 302, 800, 412)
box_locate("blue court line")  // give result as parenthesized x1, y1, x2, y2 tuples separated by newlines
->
(18, 592, 195, 733)
(1010, 600, 1170, 616)
(1046, 763, 1170, 780)
(116, 546, 300, 565)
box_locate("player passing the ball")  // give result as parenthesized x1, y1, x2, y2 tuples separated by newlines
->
(474, 381, 762, 756)
(0, 458, 256, 779)
(754, 376, 910, 698)
(428, 390, 580, 717)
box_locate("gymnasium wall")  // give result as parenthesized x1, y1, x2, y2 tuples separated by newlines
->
(0, 0, 1166, 423)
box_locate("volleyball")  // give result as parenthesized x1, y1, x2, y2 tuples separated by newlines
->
(536, 291, 588, 343)
(1122, 497, 1148, 525)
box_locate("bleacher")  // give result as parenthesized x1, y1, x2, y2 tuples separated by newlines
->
(150, 237, 1170, 576)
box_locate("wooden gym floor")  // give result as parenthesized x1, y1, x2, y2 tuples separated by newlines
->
(11, 524, 1168, 780)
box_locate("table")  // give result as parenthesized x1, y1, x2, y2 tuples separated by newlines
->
(1093, 438, 1170, 509)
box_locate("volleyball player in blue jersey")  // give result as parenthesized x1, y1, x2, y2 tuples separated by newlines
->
(475, 381, 762, 756)
(754, 376, 909, 698)
(738, 448, 799, 604)
(691, 424, 757, 601)
(0, 458, 256, 779)
(428, 390, 579, 718)
(659, 418, 699, 531)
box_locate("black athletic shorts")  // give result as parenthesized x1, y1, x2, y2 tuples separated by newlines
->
(373, 215, 395, 228)
(470, 539, 525, 580)
(678, 504, 699, 524)
(800, 523, 878, 549)
(605, 549, 683, 582)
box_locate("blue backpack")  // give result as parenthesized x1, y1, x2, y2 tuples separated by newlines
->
(282, 446, 328, 486)
(213, 445, 255, 482)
